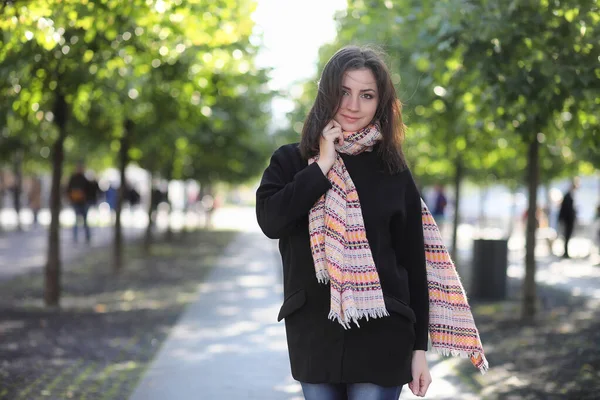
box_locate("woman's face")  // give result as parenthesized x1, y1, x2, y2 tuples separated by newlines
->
(333, 68, 379, 132)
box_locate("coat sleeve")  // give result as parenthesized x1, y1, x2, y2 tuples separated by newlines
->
(391, 170, 429, 351)
(256, 145, 332, 239)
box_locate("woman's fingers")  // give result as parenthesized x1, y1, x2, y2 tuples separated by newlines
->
(322, 120, 343, 145)
(408, 372, 431, 397)
(409, 372, 433, 397)
(418, 372, 432, 397)
(419, 376, 426, 396)
(323, 120, 337, 132)
(323, 127, 341, 139)
(409, 378, 421, 396)
(330, 127, 342, 137)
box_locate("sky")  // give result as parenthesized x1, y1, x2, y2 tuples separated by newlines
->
(251, 0, 347, 129)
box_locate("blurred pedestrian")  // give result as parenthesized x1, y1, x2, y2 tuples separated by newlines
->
(86, 173, 100, 208)
(558, 177, 579, 258)
(105, 183, 118, 213)
(201, 193, 216, 228)
(523, 205, 556, 253)
(66, 161, 92, 243)
(431, 184, 448, 222)
(150, 185, 162, 226)
(126, 183, 141, 208)
(28, 176, 42, 227)
(523, 205, 550, 229)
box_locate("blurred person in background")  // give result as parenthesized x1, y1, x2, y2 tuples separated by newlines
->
(105, 183, 118, 214)
(126, 182, 141, 209)
(201, 193, 217, 228)
(256, 46, 432, 399)
(431, 184, 448, 223)
(66, 161, 92, 243)
(523, 205, 556, 253)
(558, 177, 579, 258)
(28, 176, 42, 227)
(149, 182, 166, 227)
(86, 172, 101, 209)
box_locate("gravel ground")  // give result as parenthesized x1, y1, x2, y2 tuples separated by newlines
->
(0, 230, 237, 400)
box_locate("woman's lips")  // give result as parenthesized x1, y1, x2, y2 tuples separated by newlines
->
(341, 114, 360, 123)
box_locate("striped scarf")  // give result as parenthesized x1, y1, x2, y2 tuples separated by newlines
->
(308, 123, 488, 373)
(421, 199, 488, 373)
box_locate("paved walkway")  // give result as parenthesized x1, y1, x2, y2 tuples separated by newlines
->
(130, 208, 479, 400)
(130, 231, 304, 400)
(0, 205, 200, 281)
(441, 222, 599, 300)
(0, 225, 144, 281)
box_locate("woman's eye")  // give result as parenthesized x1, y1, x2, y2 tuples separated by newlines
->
(342, 90, 349, 96)
(362, 94, 373, 99)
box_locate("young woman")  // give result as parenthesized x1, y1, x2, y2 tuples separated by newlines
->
(256, 46, 432, 400)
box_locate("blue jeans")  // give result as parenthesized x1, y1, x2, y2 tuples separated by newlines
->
(300, 382, 402, 400)
(73, 204, 90, 242)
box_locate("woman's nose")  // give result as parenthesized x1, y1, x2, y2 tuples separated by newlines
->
(345, 95, 360, 111)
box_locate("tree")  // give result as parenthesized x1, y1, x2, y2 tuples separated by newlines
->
(0, 0, 273, 303)
(284, 0, 598, 319)
(452, 0, 599, 318)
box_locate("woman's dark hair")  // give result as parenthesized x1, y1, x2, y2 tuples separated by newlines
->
(299, 45, 407, 173)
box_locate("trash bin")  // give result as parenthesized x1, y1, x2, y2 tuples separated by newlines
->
(470, 238, 508, 300)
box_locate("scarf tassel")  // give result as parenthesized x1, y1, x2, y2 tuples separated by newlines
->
(316, 270, 330, 284)
(328, 307, 390, 330)
(431, 346, 490, 375)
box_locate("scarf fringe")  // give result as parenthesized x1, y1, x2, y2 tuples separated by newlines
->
(431, 346, 489, 375)
(316, 270, 330, 284)
(328, 307, 390, 330)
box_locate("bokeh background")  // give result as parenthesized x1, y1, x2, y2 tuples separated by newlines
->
(0, 0, 598, 399)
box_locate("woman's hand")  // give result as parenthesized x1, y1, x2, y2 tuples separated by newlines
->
(408, 350, 432, 397)
(316, 120, 344, 175)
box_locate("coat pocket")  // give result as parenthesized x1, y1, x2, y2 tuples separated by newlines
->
(383, 294, 416, 323)
(277, 289, 306, 322)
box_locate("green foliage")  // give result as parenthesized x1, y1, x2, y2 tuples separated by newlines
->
(0, 0, 274, 183)
(453, 0, 599, 172)
(283, 0, 598, 187)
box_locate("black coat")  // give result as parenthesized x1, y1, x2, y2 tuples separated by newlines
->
(256, 143, 429, 387)
(67, 173, 92, 205)
(558, 191, 576, 225)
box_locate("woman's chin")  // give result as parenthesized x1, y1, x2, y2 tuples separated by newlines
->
(337, 120, 368, 133)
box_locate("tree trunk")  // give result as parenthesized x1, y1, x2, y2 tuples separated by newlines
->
(144, 173, 154, 254)
(0, 171, 4, 233)
(113, 120, 132, 273)
(13, 149, 23, 231)
(45, 93, 68, 307)
(451, 158, 463, 261)
(544, 183, 552, 233)
(164, 160, 174, 242)
(522, 136, 540, 320)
